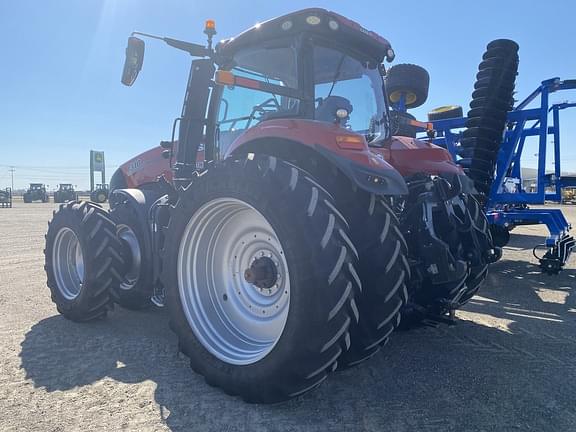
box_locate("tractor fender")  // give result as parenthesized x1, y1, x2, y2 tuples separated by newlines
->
(109, 188, 164, 258)
(225, 119, 408, 196)
(313, 144, 408, 195)
(109, 167, 128, 194)
(109, 187, 164, 217)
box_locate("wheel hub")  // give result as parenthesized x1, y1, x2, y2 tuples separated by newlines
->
(244, 255, 278, 290)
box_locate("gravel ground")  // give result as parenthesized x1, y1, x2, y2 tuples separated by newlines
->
(1, 201, 575, 431)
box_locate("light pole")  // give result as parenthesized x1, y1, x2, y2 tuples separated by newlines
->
(9, 166, 15, 191)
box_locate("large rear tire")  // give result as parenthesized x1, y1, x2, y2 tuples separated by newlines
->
(44, 201, 125, 322)
(401, 194, 492, 327)
(163, 155, 360, 403)
(456, 195, 492, 304)
(337, 193, 409, 367)
(109, 201, 154, 310)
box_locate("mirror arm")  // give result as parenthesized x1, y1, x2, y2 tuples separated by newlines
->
(132, 31, 211, 57)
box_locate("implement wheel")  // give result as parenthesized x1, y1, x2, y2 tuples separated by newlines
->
(427, 105, 463, 121)
(385, 64, 429, 109)
(163, 154, 360, 403)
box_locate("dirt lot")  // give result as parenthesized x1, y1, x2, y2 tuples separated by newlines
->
(0, 202, 575, 431)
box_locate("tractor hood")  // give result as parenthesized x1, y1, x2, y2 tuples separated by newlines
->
(371, 136, 465, 177)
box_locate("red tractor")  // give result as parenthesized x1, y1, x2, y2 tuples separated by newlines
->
(44, 9, 507, 403)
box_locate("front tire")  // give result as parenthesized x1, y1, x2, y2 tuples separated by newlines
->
(44, 201, 125, 321)
(163, 155, 360, 403)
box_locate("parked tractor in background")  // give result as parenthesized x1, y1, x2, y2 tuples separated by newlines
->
(90, 184, 109, 203)
(23, 183, 48, 203)
(0, 188, 12, 208)
(44, 9, 509, 403)
(53, 184, 78, 203)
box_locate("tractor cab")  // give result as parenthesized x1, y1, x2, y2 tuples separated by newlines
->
(58, 184, 73, 191)
(120, 8, 409, 195)
(212, 9, 395, 154)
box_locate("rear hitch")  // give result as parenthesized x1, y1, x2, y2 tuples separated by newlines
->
(403, 302, 458, 327)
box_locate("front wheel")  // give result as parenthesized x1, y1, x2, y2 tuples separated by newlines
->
(163, 155, 360, 403)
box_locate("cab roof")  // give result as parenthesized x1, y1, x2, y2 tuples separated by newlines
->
(216, 8, 392, 63)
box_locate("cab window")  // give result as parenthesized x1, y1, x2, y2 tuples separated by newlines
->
(313, 45, 386, 141)
(217, 44, 300, 155)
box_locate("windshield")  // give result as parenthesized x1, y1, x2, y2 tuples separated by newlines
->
(313, 45, 387, 142)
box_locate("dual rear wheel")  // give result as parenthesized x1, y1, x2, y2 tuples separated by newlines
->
(44, 154, 409, 403)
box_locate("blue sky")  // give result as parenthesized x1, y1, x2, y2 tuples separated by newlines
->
(1, 0, 576, 189)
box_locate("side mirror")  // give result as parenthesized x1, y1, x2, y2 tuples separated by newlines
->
(121, 36, 145, 86)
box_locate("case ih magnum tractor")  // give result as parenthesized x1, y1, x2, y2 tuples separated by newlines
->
(44, 9, 511, 402)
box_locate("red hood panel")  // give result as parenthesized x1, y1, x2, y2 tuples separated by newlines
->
(119, 147, 172, 188)
(371, 136, 463, 176)
(226, 119, 398, 173)
(118, 127, 462, 191)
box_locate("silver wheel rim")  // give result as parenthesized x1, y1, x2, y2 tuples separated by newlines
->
(117, 224, 141, 290)
(52, 227, 84, 300)
(178, 197, 290, 365)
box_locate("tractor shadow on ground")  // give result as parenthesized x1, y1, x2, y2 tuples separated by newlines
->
(19, 258, 576, 432)
(507, 232, 550, 250)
